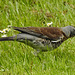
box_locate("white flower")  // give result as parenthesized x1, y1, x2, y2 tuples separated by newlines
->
(0, 30, 6, 33)
(0, 28, 10, 34)
(5, 28, 10, 32)
(0, 30, 3, 33)
(47, 22, 53, 26)
(8, 25, 12, 28)
(3, 29, 6, 33)
(1, 34, 7, 37)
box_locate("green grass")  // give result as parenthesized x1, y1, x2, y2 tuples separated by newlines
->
(0, 0, 75, 75)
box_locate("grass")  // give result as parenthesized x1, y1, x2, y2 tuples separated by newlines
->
(0, 0, 75, 75)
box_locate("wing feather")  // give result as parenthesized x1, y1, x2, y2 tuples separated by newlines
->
(13, 27, 65, 41)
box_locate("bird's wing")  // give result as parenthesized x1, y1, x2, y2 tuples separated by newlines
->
(13, 27, 65, 42)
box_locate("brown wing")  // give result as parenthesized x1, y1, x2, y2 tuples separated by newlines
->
(13, 27, 65, 41)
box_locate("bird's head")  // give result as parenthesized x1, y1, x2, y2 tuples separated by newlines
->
(61, 26, 75, 38)
(69, 26, 75, 37)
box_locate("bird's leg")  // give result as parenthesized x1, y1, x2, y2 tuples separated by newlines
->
(31, 49, 42, 61)
(31, 49, 41, 56)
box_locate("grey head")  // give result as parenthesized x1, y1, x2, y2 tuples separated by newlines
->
(61, 26, 75, 38)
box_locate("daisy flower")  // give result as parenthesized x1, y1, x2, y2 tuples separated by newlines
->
(47, 22, 53, 26)
(5, 28, 10, 32)
(0, 29, 6, 33)
(1, 34, 7, 37)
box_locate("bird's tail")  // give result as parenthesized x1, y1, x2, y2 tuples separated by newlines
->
(0, 36, 16, 41)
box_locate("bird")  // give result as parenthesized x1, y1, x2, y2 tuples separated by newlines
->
(0, 26, 75, 53)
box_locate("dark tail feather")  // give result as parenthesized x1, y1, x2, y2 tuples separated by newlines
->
(0, 36, 15, 41)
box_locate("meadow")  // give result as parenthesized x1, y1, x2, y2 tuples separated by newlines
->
(0, 0, 75, 75)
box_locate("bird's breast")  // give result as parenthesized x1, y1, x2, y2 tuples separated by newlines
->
(27, 38, 63, 51)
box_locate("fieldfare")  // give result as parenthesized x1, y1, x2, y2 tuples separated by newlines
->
(0, 26, 75, 52)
